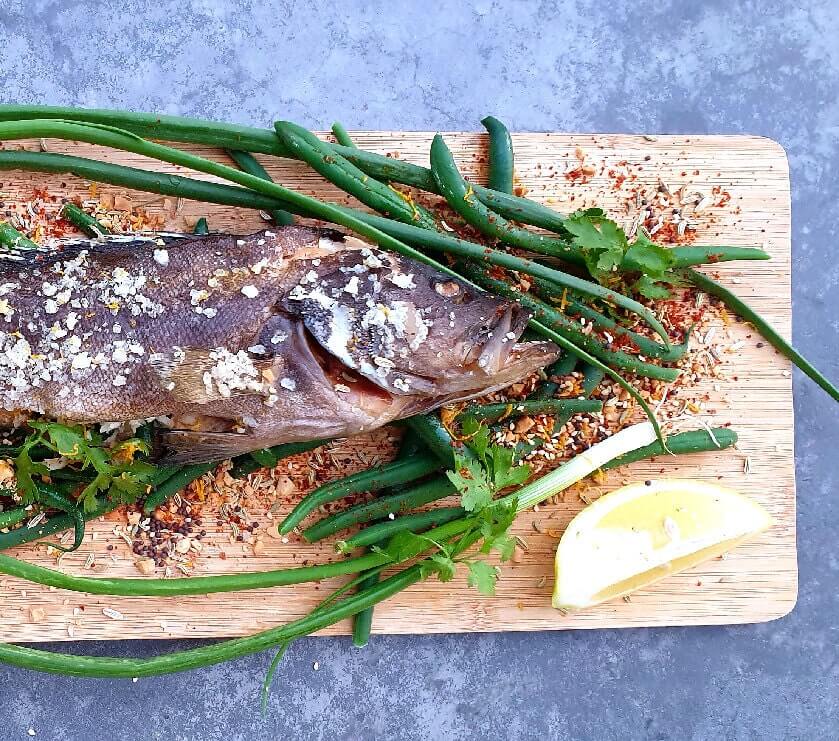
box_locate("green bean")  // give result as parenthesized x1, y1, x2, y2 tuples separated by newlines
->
(142, 462, 216, 514)
(429, 135, 575, 258)
(0, 221, 38, 250)
(0, 497, 118, 552)
(192, 217, 210, 235)
(0, 151, 290, 212)
(403, 415, 460, 466)
(531, 279, 689, 361)
(278, 455, 441, 535)
(481, 116, 514, 194)
(338, 507, 467, 553)
(226, 149, 294, 225)
(0, 105, 284, 154)
(548, 352, 579, 378)
(602, 427, 737, 470)
(60, 202, 109, 237)
(147, 465, 180, 487)
(302, 477, 457, 543)
(430, 134, 669, 345)
(464, 399, 602, 424)
(558, 362, 605, 428)
(580, 363, 606, 396)
(393, 428, 424, 459)
(331, 122, 356, 148)
(35, 486, 85, 552)
(351, 563, 378, 648)
(0, 105, 569, 231)
(0, 507, 31, 529)
(557, 363, 605, 429)
(686, 268, 839, 402)
(464, 267, 679, 381)
(665, 245, 770, 270)
(0, 547, 392, 597)
(0, 561, 426, 677)
(228, 440, 325, 479)
(351, 424, 422, 647)
(275, 121, 437, 229)
(525, 354, 577, 403)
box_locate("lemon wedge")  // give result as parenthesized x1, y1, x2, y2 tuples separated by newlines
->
(553, 479, 771, 610)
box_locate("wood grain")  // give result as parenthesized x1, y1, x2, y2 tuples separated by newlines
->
(0, 132, 795, 642)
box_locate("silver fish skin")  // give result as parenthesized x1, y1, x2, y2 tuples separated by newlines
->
(0, 227, 558, 461)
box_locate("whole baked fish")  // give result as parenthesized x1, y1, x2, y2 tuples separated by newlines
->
(0, 227, 558, 461)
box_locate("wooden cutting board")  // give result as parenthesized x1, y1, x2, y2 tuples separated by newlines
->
(0, 131, 795, 642)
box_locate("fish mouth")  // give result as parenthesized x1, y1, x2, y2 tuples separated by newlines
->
(429, 304, 559, 400)
(463, 303, 532, 375)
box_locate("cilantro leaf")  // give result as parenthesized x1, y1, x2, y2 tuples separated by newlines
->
(421, 553, 457, 583)
(43, 424, 86, 458)
(477, 500, 518, 560)
(623, 231, 674, 278)
(459, 415, 490, 463)
(447, 454, 493, 512)
(12, 421, 156, 510)
(634, 274, 672, 300)
(489, 445, 531, 491)
(13, 443, 49, 504)
(467, 561, 499, 596)
(564, 211, 628, 284)
(373, 531, 431, 562)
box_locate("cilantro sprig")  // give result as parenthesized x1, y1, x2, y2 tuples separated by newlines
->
(372, 419, 530, 596)
(14, 421, 156, 512)
(563, 210, 681, 299)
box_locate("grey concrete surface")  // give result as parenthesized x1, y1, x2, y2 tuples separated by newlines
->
(0, 1, 837, 738)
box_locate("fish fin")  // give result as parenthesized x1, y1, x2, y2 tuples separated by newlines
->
(149, 348, 275, 404)
(157, 430, 263, 464)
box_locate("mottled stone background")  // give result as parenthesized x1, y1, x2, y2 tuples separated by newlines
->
(0, 1, 837, 739)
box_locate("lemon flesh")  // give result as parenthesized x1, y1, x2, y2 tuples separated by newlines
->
(553, 479, 772, 610)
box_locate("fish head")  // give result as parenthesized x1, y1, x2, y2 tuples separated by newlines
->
(278, 234, 559, 412)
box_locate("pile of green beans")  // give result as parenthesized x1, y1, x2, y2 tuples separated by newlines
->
(0, 105, 772, 266)
(279, 455, 441, 535)
(301, 477, 457, 543)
